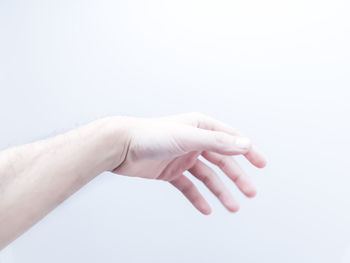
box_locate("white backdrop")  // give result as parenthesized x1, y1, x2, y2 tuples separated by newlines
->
(0, 0, 350, 262)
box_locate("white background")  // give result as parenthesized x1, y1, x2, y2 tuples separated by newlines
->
(1, 0, 350, 262)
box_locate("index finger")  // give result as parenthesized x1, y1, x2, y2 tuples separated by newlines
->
(178, 112, 267, 168)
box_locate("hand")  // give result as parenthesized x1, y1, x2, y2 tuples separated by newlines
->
(112, 112, 267, 214)
(0, 112, 266, 248)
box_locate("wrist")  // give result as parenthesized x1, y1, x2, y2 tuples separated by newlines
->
(89, 116, 132, 173)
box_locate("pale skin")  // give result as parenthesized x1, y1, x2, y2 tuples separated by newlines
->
(0, 112, 266, 250)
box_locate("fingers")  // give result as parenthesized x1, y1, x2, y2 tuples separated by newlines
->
(188, 159, 240, 212)
(157, 151, 200, 181)
(177, 125, 252, 156)
(170, 174, 211, 215)
(181, 112, 267, 168)
(202, 151, 257, 197)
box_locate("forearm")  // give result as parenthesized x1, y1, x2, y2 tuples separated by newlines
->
(0, 116, 130, 249)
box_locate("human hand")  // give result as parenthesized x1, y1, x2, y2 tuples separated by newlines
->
(0, 112, 266, 248)
(112, 112, 266, 214)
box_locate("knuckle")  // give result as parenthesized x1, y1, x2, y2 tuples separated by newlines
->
(182, 180, 194, 194)
(217, 191, 226, 200)
(232, 174, 241, 183)
(201, 174, 212, 185)
(217, 157, 229, 170)
(214, 132, 229, 146)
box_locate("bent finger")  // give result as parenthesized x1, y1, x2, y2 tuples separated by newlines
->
(202, 151, 257, 198)
(176, 125, 252, 156)
(170, 174, 211, 215)
(189, 159, 239, 212)
(180, 112, 267, 168)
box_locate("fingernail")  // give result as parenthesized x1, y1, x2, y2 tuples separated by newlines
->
(235, 137, 251, 149)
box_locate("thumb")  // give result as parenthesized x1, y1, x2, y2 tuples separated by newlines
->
(176, 125, 252, 155)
